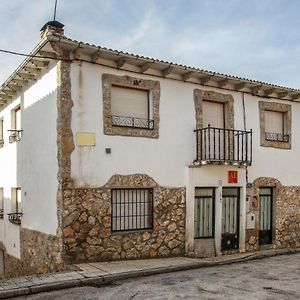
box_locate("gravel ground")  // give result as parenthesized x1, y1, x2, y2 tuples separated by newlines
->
(16, 253, 300, 300)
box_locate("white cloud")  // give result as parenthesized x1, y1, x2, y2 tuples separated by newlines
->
(0, 0, 300, 88)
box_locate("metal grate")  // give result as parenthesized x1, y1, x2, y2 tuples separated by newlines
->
(111, 188, 153, 232)
(111, 115, 154, 129)
(194, 126, 252, 166)
(7, 213, 22, 225)
(8, 130, 22, 143)
(265, 132, 289, 143)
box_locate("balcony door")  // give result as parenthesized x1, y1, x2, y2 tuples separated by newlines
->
(202, 101, 225, 161)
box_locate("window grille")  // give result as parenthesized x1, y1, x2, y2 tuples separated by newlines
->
(111, 188, 153, 232)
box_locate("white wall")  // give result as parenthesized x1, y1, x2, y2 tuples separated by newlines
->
(19, 64, 58, 235)
(185, 166, 247, 255)
(0, 63, 58, 258)
(70, 61, 300, 188)
(0, 97, 22, 258)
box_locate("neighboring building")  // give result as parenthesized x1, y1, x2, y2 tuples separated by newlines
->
(0, 21, 299, 278)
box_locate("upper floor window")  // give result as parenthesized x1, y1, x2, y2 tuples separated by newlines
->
(9, 105, 22, 143)
(0, 118, 3, 148)
(8, 187, 22, 225)
(264, 110, 288, 142)
(259, 101, 291, 149)
(102, 74, 160, 139)
(111, 85, 153, 129)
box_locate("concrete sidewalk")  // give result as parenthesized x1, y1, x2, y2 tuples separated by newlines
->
(0, 247, 299, 299)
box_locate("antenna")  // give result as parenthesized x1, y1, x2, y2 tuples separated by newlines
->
(53, 0, 58, 21)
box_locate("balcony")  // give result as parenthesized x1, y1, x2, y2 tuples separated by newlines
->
(194, 126, 253, 166)
(0, 209, 3, 219)
(8, 130, 22, 143)
(7, 213, 22, 225)
(0, 139, 3, 148)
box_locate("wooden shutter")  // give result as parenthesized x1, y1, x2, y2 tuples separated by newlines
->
(265, 110, 283, 134)
(203, 101, 224, 128)
(111, 86, 149, 119)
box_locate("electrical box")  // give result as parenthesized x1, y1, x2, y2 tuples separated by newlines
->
(246, 213, 255, 229)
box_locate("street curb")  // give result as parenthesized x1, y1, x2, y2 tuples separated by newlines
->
(1, 248, 300, 299)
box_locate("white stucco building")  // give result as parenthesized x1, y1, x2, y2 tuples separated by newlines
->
(0, 21, 299, 278)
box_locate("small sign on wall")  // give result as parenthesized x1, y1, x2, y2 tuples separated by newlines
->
(228, 171, 238, 184)
(76, 132, 96, 146)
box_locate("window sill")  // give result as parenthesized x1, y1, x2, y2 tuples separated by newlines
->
(111, 228, 153, 236)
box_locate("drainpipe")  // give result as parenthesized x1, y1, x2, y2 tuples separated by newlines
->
(242, 92, 249, 184)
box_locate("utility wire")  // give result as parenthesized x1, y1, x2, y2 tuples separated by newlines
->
(0, 48, 68, 61)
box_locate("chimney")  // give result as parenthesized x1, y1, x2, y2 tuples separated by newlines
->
(40, 20, 65, 39)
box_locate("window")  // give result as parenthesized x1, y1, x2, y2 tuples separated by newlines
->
(194, 188, 214, 238)
(11, 188, 21, 213)
(0, 188, 3, 219)
(111, 86, 153, 129)
(111, 188, 153, 232)
(102, 74, 160, 138)
(8, 188, 22, 224)
(259, 101, 291, 149)
(9, 106, 22, 143)
(0, 118, 3, 147)
(265, 110, 288, 142)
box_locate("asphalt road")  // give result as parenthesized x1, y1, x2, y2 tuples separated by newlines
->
(16, 253, 300, 300)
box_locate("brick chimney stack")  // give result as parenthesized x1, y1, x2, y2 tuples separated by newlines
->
(40, 20, 65, 39)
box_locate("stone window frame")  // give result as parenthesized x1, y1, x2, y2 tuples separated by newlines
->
(102, 74, 160, 138)
(259, 101, 291, 149)
(193, 89, 234, 130)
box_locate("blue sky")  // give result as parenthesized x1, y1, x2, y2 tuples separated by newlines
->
(1, 0, 300, 87)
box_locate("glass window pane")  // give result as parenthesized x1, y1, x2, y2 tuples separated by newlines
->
(195, 188, 213, 197)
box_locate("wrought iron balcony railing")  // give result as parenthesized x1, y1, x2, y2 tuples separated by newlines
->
(7, 212, 22, 225)
(194, 126, 253, 166)
(8, 130, 23, 143)
(0, 209, 3, 219)
(0, 139, 3, 148)
(265, 132, 289, 143)
(111, 115, 154, 129)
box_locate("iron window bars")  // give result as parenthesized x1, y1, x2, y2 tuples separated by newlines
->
(265, 132, 289, 143)
(111, 188, 153, 232)
(111, 115, 154, 130)
(8, 130, 23, 143)
(194, 125, 252, 166)
(7, 213, 23, 225)
(0, 209, 3, 219)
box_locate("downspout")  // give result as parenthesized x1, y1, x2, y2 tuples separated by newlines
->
(242, 92, 249, 184)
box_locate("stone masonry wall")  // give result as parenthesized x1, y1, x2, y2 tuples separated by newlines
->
(0, 229, 63, 279)
(246, 177, 300, 251)
(63, 174, 186, 263)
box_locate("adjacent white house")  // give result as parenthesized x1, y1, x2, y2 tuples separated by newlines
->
(0, 21, 299, 278)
